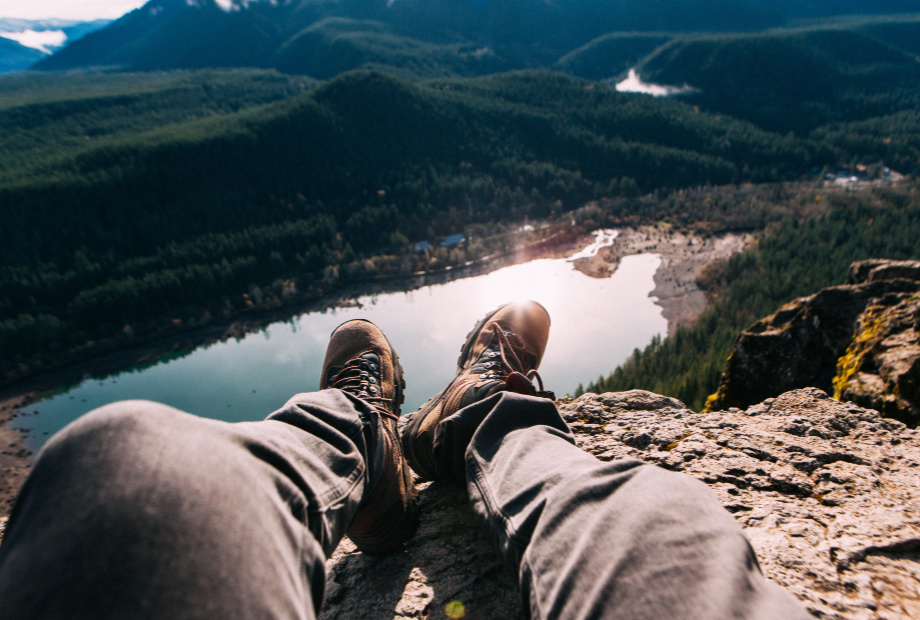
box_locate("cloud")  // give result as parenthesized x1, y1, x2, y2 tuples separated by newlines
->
(0, 29, 67, 53)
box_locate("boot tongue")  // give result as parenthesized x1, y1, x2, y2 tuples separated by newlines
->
(505, 371, 537, 396)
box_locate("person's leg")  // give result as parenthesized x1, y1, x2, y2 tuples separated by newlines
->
(402, 301, 810, 619)
(441, 392, 812, 620)
(0, 320, 417, 620)
(0, 392, 363, 619)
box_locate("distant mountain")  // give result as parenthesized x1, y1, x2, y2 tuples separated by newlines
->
(0, 36, 43, 73)
(0, 18, 110, 73)
(637, 22, 920, 133)
(33, 0, 196, 71)
(271, 17, 509, 79)
(553, 34, 676, 82)
(0, 18, 111, 41)
(33, 0, 920, 77)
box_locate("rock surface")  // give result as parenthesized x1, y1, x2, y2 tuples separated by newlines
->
(834, 290, 920, 425)
(320, 389, 920, 619)
(320, 483, 520, 620)
(708, 259, 920, 424)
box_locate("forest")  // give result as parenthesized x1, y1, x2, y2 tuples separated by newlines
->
(582, 182, 920, 410)
(1, 11, 919, 394)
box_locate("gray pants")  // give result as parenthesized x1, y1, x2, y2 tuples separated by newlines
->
(0, 390, 809, 619)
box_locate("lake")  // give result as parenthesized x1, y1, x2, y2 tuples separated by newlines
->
(11, 245, 667, 453)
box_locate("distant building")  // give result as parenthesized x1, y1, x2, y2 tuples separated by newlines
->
(440, 234, 465, 248)
(414, 241, 431, 253)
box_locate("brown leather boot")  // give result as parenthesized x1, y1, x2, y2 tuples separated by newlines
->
(400, 300, 553, 482)
(321, 319, 419, 554)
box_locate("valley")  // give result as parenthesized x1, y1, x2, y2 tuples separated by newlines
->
(0, 220, 727, 515)
(3, 3, 920, 615)
(1, 0, 919, 489)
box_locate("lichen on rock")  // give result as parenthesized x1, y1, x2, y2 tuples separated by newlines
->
(707, 259, 920, 425)
(832, 294, 920, 425)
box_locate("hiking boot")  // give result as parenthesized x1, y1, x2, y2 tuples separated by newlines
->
(401, 300, 553, 482)
(321, 319, 419, 554)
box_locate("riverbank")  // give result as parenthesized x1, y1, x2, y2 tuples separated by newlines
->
(570, 225, 753, 335)
(0, 230, 584, 515)
(0, 405, 31, 518)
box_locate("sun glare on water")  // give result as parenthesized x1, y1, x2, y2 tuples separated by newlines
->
(470, 259, 565, 311)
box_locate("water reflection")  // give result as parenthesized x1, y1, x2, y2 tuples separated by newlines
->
(12, 252, 667, 452)
(566, 229, 618, 261)
(615, 69, 699, 97)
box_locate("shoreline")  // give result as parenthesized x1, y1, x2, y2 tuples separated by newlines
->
(570, 225, 753, 335)
(0, 229, 589, 405)
(0, 226, 750, 516)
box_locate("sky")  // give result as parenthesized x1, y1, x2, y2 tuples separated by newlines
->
(0, 0, 147, 21)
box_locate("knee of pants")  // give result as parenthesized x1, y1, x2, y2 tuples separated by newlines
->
(43, 399, 189, 459)
(32, 400, 219, 501)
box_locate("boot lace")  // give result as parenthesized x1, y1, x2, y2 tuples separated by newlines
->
(328, 353, 400, 423)
(472, 327, 554, 399)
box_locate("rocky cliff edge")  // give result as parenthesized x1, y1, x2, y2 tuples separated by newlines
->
(708, 259, 920, 425)
(320, 389, 920, 620)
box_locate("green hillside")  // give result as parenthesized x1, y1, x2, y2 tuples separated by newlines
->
(272, 18, 508, 80)
(637, 23, 920, 133)
(811, 110, 920, 175)
(553, 33, 674, 81)
(1, 69, 827, 247)
(0, 37, 43, 74)
(857, 17, 920, 55)
(5, 11, 920, 391)
(0, 69, 839, 383)
(0, 70, 312, 178)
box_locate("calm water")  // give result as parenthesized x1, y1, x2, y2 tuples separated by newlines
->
(12, 250, 666, 453)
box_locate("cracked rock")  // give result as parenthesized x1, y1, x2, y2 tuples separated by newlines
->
(708, 259, 920, 423)
(318, 388, 920, 619)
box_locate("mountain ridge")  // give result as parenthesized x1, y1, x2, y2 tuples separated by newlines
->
(0, 18, 111, 73)
(0, 37, 42, 74)
(31, 0, 920, 77)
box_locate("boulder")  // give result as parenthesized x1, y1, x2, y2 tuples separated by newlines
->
(320, 390, 920, 619)
(834, 292, 920, 425)
(708, 260, 920, 422)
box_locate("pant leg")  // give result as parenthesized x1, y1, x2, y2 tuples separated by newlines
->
(0, 389, 379, 620)
(435, 393, 812, 620)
